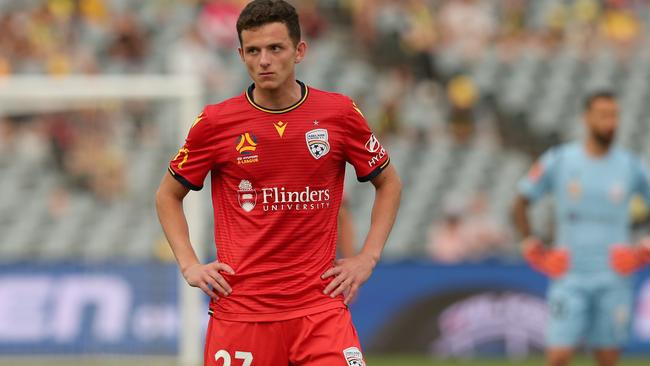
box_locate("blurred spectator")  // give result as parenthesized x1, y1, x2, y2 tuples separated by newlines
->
(446, 74, 478, 143)
(198, 0, 244, 50)
(427, 197, 469, 263)
(106, 14, 150, 73)
(438, 0, 496, 62)
(296, 0, 328, 40)
(400, 0, 438, 80)
(168, 24, 227, 91)
(599, 0, 643, 55)
(427, 193, 509, 263)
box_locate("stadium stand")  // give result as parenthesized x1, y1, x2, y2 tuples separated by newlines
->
(1, 0, 650, 264)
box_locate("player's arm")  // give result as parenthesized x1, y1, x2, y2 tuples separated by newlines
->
(156, 173, 234, 300)
(323, 98, 401, 304)
(337, 200, 357, 258)
(323, 165, 401, 304)
(512, 149, 569, 278)
(155, 109, 234, 300)
(512, 195, 533, 239)
(610, 157, 650, 275)
(358, 165, 401, 264)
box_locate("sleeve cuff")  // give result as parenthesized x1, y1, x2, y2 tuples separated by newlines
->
(357, 158, 390, 182)
(168, 167, 203, 191)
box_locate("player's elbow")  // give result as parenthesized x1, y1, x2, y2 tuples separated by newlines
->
(154, 186, 167, 214)
(155, 182, 183, 214)
(510, 195, 528, 222)
(373, 165, 402, 196)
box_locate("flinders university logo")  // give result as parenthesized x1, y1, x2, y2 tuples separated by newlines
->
(237, 180, 257, 212)
(305, 128, 330, 160)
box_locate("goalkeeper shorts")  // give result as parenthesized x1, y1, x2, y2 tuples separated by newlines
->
(204, 307, 365, 366)
(547, 278, 632, 348)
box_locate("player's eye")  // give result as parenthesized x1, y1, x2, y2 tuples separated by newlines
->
(246, 48, 259, 55)
(270, 45, 282, 52)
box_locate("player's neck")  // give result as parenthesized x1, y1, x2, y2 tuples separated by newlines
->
(252, 79, 302, 110)
(584, 137, 611, 158)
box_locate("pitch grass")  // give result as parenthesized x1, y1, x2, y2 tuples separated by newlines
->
(0, 355, 649, 366)
(366, 355, 649, 365)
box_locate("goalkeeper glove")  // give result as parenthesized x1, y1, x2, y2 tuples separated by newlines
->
(522, 237, 570, 279)
(610, 239, 650, 276)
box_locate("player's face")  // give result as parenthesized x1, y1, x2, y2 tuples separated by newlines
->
(238, 22, 306, 91)
(585, 98, 619, 147)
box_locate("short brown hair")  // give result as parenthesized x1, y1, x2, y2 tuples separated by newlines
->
(584, 90, 617, 111)
(236, 0, 301, 46)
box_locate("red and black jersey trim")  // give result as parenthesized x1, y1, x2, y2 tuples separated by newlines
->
(168, 166, 202, 191)
(246, 80, 308, 114)
(358, 158, 391, 182)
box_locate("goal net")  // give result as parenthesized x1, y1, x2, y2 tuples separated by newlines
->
(0, 75, 206, 366)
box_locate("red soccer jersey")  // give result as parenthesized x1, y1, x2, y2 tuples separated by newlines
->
(168, 81, 390, 321)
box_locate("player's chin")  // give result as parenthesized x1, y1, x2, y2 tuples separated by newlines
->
(253, 77, 280, 89)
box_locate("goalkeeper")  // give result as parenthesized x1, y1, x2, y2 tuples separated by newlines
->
(512, 91, 650, 366)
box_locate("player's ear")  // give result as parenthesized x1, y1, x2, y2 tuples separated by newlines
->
(238, 47, 245, 62)
(294, 41, 307, 64)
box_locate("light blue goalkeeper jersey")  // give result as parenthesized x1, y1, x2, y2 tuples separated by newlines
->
(518, 141, 650, 278)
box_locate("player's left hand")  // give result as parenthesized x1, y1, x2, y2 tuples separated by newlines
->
(321, 252, 376, 305)
(610, 239, 650, 276)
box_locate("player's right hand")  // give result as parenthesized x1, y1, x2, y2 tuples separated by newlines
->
(182, 261, 235, 300)
(522, 237, 570, 279)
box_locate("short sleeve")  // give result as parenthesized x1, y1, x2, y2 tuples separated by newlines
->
(517, 148, 559, 202)
(342, 98, 390, 182)
(168, 107, 215, 191)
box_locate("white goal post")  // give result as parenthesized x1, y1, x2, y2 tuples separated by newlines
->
(0, 75, 206, 366)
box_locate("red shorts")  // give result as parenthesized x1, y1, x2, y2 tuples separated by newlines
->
(204, 307, 365, 366)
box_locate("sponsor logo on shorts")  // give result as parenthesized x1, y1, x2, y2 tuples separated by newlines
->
(343, 347, 365, 366)
(305, 128, 330, 160)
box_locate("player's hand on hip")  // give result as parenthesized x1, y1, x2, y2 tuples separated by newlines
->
(321, 252, 376, 305)
(182, 261, 235, 300)
(522, 236, 570, 279)
(610, 240, 650, 276)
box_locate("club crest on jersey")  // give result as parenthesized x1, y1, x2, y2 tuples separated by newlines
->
(305, 128, 330, 160)
(237, 180, 257, 212)
(342, 347, 365, 366)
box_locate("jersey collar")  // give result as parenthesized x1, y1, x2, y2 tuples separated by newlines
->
(246, 80, 308, 114)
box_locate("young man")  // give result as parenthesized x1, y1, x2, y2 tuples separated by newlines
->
(155, 1, 401, 365)
(512, 91, 650, 366)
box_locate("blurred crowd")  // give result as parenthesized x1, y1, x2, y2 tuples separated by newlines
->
(2, 0, 650, 261)
(0, 104, 156, 213)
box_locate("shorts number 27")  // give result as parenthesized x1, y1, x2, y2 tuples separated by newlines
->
(214, 350, 253, 366)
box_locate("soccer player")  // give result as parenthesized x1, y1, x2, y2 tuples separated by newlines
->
(512, 91, 650, 366)
(155, 1, 401, 365)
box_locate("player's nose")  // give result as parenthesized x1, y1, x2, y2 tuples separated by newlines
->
(259, 50, 271, 67)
